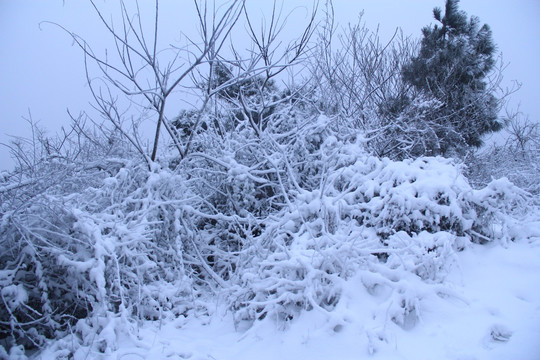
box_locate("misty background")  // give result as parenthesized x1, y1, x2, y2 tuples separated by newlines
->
(1, 0, 539, 171)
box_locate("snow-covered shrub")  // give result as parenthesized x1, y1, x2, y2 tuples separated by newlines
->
(338, 156, 476, 240)
(469, 177, 530, 243)
(2, 118, 531, 355)
(467, 144, 540, 198)
(2, 95, 532, 359)
(384, 231, 465, 282)
(228, 138, 531, 326)
(0, 165, 110, 351)
(324, 153, 528, 244)
(228, 200, 362, 325)
(1, 160, 203, 353)
(466, 110, 540, 196)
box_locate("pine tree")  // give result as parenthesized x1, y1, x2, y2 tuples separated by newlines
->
(402, 0, 501, 154)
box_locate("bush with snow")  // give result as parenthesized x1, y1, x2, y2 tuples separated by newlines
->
(0, 112, 533, 357)
(227, 138, 530, 327)
(1, 121, 533, 356)
(0, 1, 535, 353)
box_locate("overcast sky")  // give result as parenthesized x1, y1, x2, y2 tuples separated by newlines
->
(1, 0, 539, 171)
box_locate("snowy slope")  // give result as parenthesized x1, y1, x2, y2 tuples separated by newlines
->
(38, 236, 540, 360)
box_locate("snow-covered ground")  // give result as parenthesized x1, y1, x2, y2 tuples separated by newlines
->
(39, 235, 540, 360)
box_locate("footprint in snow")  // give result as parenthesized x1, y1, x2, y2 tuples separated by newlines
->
(486, 323, 513, 344)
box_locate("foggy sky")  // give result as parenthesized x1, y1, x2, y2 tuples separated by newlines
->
(1, 0, 539, 171)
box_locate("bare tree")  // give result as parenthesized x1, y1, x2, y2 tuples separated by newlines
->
(310, 7, 417, 130)
(45, 0, 319, 169)
(46, 1, 245, 167)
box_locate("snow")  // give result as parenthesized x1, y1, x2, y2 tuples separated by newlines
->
(37, 237, 540, 360)
(4, 150, 531, 360)
(3, 107, 538, 359)
(1, 284, 28, 312)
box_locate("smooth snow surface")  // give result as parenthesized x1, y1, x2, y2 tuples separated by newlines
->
(39, 238, 540, 360)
